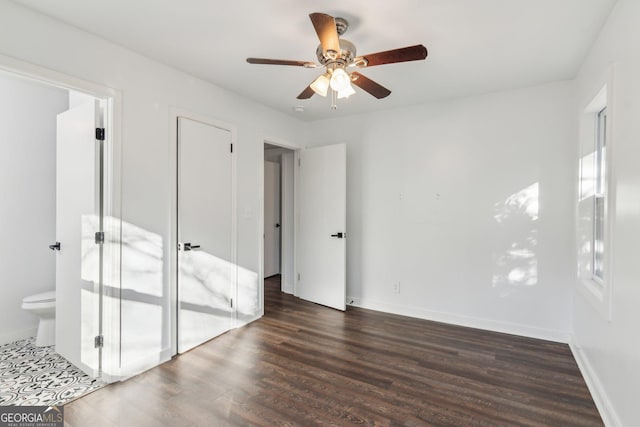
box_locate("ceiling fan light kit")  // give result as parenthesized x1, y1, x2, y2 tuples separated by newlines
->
(337, 84, 356, 99)
(247, 12, 428, 109)
(329, 68, 350, 92)
(310, 73, 330, 97)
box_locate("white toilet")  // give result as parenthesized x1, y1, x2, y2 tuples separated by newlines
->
(21, 291, 56, 347)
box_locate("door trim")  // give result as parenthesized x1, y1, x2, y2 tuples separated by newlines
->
(169, 108, 237, 357)
(0, 53, 122, 382)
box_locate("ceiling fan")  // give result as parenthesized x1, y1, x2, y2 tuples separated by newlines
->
(246, 12, 428, 108)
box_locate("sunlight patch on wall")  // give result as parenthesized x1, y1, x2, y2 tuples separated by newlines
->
(492, 183, 539, 296)
(494, 182, 539, 223)
(120, 220, 164, 370)
(237, 264, 259, 320)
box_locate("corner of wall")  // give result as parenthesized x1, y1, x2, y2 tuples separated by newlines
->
(569, 337, 623, 427)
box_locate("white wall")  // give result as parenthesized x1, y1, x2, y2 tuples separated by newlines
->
(305, 81, 576, 342)
(0, 72, 68, 344)
(571, 0, 640, 425)
(0, 1, 304, 376)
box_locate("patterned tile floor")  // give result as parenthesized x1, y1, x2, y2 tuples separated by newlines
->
(0, 338, 104, 406)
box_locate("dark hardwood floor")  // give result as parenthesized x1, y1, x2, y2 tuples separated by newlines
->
(65, 276, 602, 426)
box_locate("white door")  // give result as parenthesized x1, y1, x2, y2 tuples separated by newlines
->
(264, 161, 281, 278)
(297, 144, 347, 310)
(56, 100, 102, 376)
(178, 117, 233, 353)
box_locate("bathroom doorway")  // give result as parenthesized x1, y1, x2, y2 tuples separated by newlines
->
(0, 61, 120, 404)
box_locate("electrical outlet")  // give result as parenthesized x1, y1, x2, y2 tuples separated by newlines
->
(392, 282, 400, 294)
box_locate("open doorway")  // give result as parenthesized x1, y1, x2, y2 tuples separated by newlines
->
(263, 142, 297, 300)
(261, 142, 348, 313)
(0, 62, 119, 403)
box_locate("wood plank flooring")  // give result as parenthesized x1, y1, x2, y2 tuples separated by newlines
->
(64, 276, 602, 426)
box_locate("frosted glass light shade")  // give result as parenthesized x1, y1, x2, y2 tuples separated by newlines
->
(337, 84, 356, 99)
(310, 74, 330, 97)
(330, 68, 350, 92)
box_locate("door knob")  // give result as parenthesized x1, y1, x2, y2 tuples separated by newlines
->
(49, 242, 61, 251)
(330, 232, 344, 239)
(275, 223, 281, 228)
(181, 242, 201, 251)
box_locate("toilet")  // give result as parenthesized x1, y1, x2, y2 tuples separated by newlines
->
(21, 291, 56, 347)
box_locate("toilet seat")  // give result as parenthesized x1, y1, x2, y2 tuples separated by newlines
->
(21, 290, 56, 347)
(22, 291, 56, 305)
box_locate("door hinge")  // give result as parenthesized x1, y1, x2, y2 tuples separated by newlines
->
(298, 158, 301, 167)
(96, 128, 105, 141)
(297, 273, 300, 281)
(230, 143, 233, 153)
(95, 231, 105, 244)
(230, 298, 233, 308)
(94, 335, 104, 348)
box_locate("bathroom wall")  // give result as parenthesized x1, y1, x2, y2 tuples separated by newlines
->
(0, 72, 69, 345)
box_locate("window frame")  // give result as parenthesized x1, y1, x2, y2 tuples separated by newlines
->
(577, 77, 615, 322)
(592, 107, 607, 284)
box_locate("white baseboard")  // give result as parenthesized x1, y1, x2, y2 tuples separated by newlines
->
(569, 338, 622, 427)
(0, 326, 37, 346)
(100, 371, 123, 384)
(346, 296, 570, 343)
(74, 359, 100, 379)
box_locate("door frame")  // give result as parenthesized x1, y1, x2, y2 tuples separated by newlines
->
(0, 53, 122, 382)
(260, 138, 302, 316)
(169, 108, 237, 356)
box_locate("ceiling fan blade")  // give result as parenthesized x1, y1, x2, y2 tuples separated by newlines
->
(351, 72, 391, 99)
(247, 58, 318, 68)
(356, 45, 428, 67)
(297, 85, 315, 99)
(309, 13, 340, 55)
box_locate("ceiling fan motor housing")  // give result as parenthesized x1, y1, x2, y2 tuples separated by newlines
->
(316, 38, 357, 66)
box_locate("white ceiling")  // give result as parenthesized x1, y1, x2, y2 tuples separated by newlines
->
(14, 0, 616, 121)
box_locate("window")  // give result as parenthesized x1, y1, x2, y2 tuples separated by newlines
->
(592, 107, 607, 282)
(577, 81, 612, 319)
